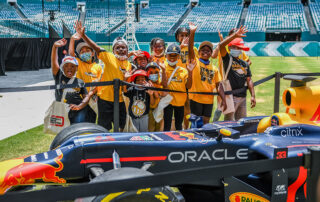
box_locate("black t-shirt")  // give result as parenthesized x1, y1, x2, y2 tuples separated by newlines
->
(124, 86, 150, 119)
(54, 69, 87, 105)
(222, 53, 252, 97)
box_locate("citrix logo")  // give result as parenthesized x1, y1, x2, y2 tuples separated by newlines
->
(280, 127, 303, 137)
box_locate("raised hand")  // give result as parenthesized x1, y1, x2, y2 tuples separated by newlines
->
(235, 25, 248, 38)
(71, 32, 81, 41)
(218, 30, 223, 42)
(180, 37, 189, 48)
(187, 59, 196, 72)
(74, 20, 85, 37)
(54, 38, 67, 48)
(158, 62, 166, 71)
(188, 22, 198, 32)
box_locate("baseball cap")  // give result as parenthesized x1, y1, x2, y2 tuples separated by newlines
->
(133, 51, 151, 61)
(198, 41, 213, 52)
(130, 69, 148, 83)
(228, 38, 250, 51)
(76, 42, 93, 55)
(112, 37, 128, 50)
(166, 43, 181, 55)
(59, 56, 78, 70)
(146, 62, 160, 71)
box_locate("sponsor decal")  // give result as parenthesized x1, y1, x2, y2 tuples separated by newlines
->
(168, 149, 248, 163)
(310, 104, 320, 123)
(164, 132, 198, 141)
(155, 192, 169, 201)
(95, 135, 115, 142)
(80, 156, 167, 164)
(130, 136, 154, 141)
(149, 134, 163, 141)
(229, 192, 269, 202)
(0, 154, 66, 194)
(276, 151, 287, 159)
(280, 127, 303, 137)
(275, 184, 287, 195)
(50, 115, 64, 127)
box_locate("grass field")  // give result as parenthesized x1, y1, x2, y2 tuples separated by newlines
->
(0, 56, 320, 161)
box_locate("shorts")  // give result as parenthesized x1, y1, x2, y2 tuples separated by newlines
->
(190, 99, 213, 118)
(97, 98, 126, 130)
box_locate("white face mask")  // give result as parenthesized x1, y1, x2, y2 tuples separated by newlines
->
(230, 49, 242, 58)
(115, 54, 128, 61)
(167, 60, 178, 67)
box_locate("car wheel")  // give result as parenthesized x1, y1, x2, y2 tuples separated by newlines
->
(50, 123, 108, 150)
(76, 167, 185, 202)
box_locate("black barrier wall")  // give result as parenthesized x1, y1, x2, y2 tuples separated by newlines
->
(0, 38, 68, 76)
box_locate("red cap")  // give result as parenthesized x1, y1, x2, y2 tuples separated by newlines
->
(228, 38, 250, 51)
(130, 69, 148, 82)
(133, 51, 151, 61)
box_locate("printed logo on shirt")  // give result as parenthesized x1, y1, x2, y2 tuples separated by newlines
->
(200, 66, 214, 84)
(232, 62, 247, 77)
(171, 76, 183, 83)
(132, 100, 146, 117)
(181, 50, 188, 63)
(85, 72, 98, 78)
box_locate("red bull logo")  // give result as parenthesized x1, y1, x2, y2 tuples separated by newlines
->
(0, 154, 66, 194)
(164, 132, 198, 140)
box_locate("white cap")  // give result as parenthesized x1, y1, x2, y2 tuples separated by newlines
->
(59, 56, 78, 76)
(112, 37, 128, 50)
(76, 42, 93, 55)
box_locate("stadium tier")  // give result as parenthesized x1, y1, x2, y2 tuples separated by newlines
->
(180, 2, 242, 33)
(309, 2, 320, 32)
(0, 0, 319, 41)
(245, 3, 309, 32)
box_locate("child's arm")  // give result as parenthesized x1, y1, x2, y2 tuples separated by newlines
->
(211, 31, 223, 59)
(147, 90, 155, 106)
(188, 22, 197, 62)
(69, 32, 81, 57)
(69, 90, 94, 111)
(216, 82, 227, 111)
(185, 59, 196, 89)
(220, 26, 248, 57)
(75, 20, 102, 55)
(51, 38, 67, 76)
(159, 62, 168, 88)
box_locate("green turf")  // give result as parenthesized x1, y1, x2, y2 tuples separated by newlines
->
(0, 57, 320, 161)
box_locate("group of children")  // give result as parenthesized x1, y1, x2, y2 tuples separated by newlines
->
(51, 20, 256, 132)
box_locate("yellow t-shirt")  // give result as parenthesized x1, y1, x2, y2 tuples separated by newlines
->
(177, 46, 199, 69)
(97, 51, 132, 102)
(150, 82, 162, 109)
(217, 46, 249, 78)
(189, 59, 221, 104)
(151, 55, 166, 64)
(76, 58, 102, 92)
(165, 64, 188, 106)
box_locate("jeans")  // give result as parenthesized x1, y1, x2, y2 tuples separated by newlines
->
(69, 106, 88, 124)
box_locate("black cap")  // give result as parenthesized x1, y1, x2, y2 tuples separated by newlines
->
(146, 62, 160, 71)
(166, 43, 181, 55)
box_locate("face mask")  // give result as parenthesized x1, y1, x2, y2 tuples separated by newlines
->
(167, 60, 178, 67)
(115, 54, 128, 61)
(230, 49, 242, 58)
(80, 52, 92, 62)
(148, 74, 159, 82)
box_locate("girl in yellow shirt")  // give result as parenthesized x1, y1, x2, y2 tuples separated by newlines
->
(150, 37, 166, 64)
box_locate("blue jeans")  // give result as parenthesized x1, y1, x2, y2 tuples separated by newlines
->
(69, 106, 88, 124)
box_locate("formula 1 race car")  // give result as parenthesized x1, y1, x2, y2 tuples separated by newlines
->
(0, 75, 319, 202)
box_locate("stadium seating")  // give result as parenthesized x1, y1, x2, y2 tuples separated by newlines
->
(180, 2, 242, 33)
(245, 3, 309, 32)
(309, 2, 320, 31)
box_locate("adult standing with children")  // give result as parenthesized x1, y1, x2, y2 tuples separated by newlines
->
(219, 26, 256, 121)
(74, 20, 131, 131)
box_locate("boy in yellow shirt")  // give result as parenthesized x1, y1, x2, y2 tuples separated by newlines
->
(160, 44, 195, 131)
(188, 22, 227, 124)
(69, 32, 102, 123)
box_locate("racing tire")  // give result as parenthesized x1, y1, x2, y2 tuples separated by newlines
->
(76, 167, 184, 202)
(50, 122, 108, 150)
